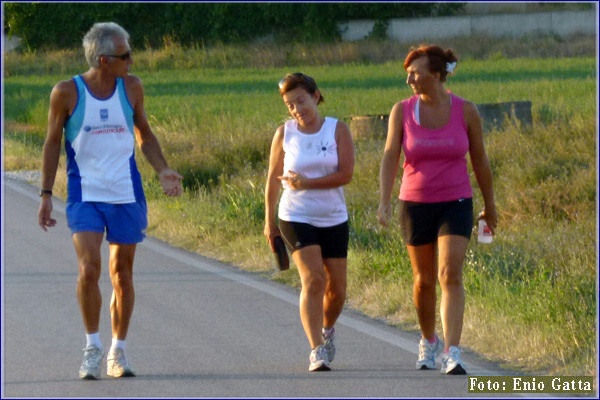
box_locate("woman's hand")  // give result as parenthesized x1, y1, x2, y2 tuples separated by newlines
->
(264, 222, 281, 252)
(478, 208, 498, 235)
(278, 170, 305, 190)
(377, 202, 392, 227)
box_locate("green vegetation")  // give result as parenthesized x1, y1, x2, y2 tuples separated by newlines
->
(3, 36, 596, 377)
(4, 2, 464, 49)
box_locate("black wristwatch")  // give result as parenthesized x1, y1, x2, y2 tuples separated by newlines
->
(39, 189, 53, 197)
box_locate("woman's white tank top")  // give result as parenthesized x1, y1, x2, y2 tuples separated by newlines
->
(278, 117, 348, 227)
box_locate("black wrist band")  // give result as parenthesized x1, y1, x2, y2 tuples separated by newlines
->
(39, 189, 53, 197)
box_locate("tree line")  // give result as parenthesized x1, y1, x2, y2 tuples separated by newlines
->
(4, 2, 464, 50)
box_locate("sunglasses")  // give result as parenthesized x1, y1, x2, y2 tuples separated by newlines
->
(104, 51, 132, 61)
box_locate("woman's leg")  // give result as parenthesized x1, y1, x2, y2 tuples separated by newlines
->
(437, 235, 469, 349)
(291, 245, 326, 349)
(406, 243, 438, 339)
(322, 257, 347, 330)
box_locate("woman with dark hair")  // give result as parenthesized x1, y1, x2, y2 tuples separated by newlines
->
(378, 45, 497, 375)
(264, 73, 354, 371)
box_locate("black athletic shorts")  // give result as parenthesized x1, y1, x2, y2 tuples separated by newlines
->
(278, 220, 349, 259)
(399, 198, 473, 246)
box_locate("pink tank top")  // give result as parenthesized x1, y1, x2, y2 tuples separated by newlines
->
(399, 93, 473, 203)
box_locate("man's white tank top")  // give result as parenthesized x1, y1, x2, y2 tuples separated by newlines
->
(278, 117, 348, 227)
(64, 75, 144, 204)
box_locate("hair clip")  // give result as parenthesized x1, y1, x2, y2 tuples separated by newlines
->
(446, 61, 457, 74)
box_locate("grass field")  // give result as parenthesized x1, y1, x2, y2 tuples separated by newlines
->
(3, 36, 597, 378)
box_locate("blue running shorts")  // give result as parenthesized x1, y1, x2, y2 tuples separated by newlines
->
(66, 201, 148, 244)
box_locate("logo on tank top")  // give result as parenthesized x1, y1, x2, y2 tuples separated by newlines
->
(100, 109, 109, 121)
(83, 124, 126, 135)
(413, 138, 455, 147)
(317, 141, 335, 157)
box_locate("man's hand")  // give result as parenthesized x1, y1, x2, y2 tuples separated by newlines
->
(38, 198, 57, 231)
(159, 168, 184, 197)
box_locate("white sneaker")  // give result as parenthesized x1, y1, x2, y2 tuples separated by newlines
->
(309, 345, 331, 372)
(440, 346, 467, 375)
(107, 348, 136, 378)
(323, 327, 336, 362)
(416, 335, 443, 370)
(79, 345, 104, 380)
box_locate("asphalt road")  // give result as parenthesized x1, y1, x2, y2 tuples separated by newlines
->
(2, 176, 512, 398)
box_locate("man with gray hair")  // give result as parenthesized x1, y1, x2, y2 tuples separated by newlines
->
(38, 22, 184, 380)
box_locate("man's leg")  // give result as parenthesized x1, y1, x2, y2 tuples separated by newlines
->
(106, 242, 137, 377)
(108, 243, 136, 340)
(72, 232, 104, 335)
(72, 231, 105, 379)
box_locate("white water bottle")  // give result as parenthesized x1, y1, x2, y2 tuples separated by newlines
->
(477, 219, 493, 244)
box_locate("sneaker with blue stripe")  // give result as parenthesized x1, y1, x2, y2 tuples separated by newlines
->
(309, 344, 331, 372)
(323, 327, 336, 363)
(440, 346, 467, 375)
(416, 335, 443, 370)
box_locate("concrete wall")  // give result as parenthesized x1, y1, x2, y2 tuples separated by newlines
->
(3, 36, 21, 52)
(350, 100, 533, 140)
(340, 9, 597, 42)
